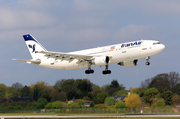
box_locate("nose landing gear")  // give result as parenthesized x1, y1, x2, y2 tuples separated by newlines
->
(146, 57, 150, 66)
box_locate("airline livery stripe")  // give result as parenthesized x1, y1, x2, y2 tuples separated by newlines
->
(23, 35, 38, 43)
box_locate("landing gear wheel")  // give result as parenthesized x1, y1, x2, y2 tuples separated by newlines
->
(85, 69, 94, 74)
(107, 70, 111, 74)
(102, 70, 107, 75)
(90, 69, 94, 73)
(102, 70, 111, 75)
(146, 62, 150, 66)
(102, 65, 111, 75)
(85, 70, 90, 74)
(145, 57, 150, 66)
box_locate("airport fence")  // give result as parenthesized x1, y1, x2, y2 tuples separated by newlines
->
(0, 108, 176, 114)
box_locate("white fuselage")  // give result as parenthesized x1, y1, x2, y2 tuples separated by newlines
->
(38, 40, 165, 70)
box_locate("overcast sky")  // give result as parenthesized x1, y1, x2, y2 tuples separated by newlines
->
(1, 0, 180, 89)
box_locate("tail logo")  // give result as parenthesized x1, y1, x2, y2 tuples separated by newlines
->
(28, 44, 38, 53)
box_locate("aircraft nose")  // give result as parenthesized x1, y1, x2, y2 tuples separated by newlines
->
(161, 44, 165, 50)
(159, 44, 165, 52)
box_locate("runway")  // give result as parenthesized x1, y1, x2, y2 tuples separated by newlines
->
(1, 114, 180, 118)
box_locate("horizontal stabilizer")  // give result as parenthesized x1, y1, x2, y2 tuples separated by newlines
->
(12, 59, 41, 65)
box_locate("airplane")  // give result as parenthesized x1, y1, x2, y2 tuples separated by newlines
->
(13, 34, 165, 75)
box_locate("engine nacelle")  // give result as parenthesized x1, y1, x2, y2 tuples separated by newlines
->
(118, 60, 138, 67)
(92, 56, 110, 66)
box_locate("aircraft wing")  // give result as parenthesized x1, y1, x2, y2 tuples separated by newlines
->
(38, 51, 94, 64)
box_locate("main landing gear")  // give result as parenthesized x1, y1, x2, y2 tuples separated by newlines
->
(85, 62, 111, 75)
(85, 62, 94, 74)
(146, 56, 150, 66)
(102, 65, 111, 75)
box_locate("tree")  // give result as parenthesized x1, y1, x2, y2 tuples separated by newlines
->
(156, 99, 165, 108)
(115, 90, 128, 96)
(77, 100, 85, 108)
(31, 81, 50, 89)
(93, 89, 102, 99)
(115, 101, 126, 108)
(55, 79, 76, 93)
(172, 94, 180, 105)
(31, 81, 52, 102)
(21, 85, 30, 97)
(36, 98, 48, 109)
(96, 92, 108, 104)
(33, 85, 41, 101)
(0, 84, 7, 98)
(103, 80, 125, 96)
(132, 88, 145, 97)
(174, 84, 180, 95)
(5, 87, 14, 98)
(42, 89, 51, 102)
(107, 88, 119, 96)
(54, 79, 93, 100)
(76, 79, 92, 98)
(168, 72, 180, 93)
(51, 101, 63, 109)
(45, 102, 52, 109)
(110, 79, 119, 88)
(104, 97, 116, 106)
(83, 96, 90, 100)
(149, 73, 170, 93)
(0, 98, 7, 103)
(89, 101, 95, 107)
(143, 88, 159, 106)
(69, 103, 79, 108)
(140, 78, 151, 89)
(152, 99, 165, 108)
(92, 84, 102, 91)
(125, 93, 140, 109)
(119, 84, 126, 90)
(161, 90, 173, 105)
(12, 82, 23, 97)
(51, 90, 67, 102)
(67, 90, 77, 100)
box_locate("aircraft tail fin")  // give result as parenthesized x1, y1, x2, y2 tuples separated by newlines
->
(23, 34, 47, 59)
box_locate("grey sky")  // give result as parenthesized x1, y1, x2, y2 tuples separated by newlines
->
(1, 0, 180, 89)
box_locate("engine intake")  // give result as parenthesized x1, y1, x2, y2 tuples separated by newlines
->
(118, 60, 138, 67)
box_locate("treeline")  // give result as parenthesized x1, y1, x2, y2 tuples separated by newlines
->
(133, 72, 180, 107)
(0, 78, 126, 109)
(0, 71, 180, 110)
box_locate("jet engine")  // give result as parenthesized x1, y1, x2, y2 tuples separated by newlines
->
(92, 56, 110, 66)
(118, 60, 138, 67)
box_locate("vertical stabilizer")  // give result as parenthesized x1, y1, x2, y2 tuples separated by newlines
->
(23, 34, 47, 59)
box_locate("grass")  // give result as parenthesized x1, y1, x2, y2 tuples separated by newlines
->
(1, 117, 179, 119)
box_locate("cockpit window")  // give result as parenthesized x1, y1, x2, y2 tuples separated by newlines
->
(153, 42, 160, 45)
